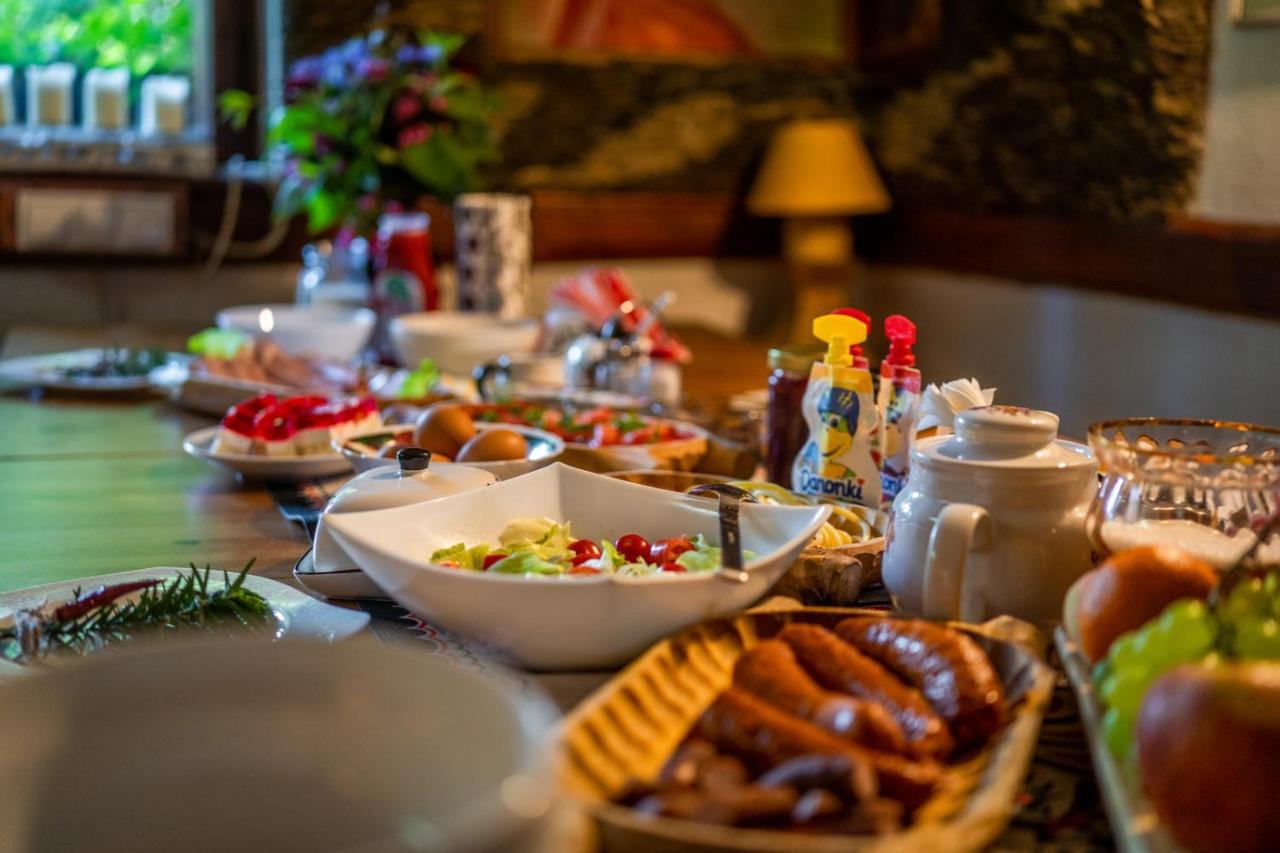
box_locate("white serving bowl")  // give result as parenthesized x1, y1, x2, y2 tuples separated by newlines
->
(336, 421, 566, 480)
(326, 463, 831, 670)
(217, 303, 376, 363)
(390, 311, 540, 376)
(0, 638, 558, 853)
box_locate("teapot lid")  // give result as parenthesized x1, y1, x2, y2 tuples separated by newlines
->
(918, 405, 1094, 471)
(325, 452, 496, 515)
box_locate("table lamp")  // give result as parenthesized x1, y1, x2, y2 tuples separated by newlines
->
(749, 118, 891, 340)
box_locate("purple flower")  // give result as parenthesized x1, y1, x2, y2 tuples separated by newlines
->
(396, 43, 443, 66)
(315, 136, 333, 156)
(287, 56, 323, 88)
(358, 57, 391, 82)
(396, 123, 433, 148)
(392, 94, 423, 123)
(322, 61, 347, 87)
(338, 38, 367, 65)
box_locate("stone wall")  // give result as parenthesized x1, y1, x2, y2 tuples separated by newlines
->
(284, 0, 1211, 221)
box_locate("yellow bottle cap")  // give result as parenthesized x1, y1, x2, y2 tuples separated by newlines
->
(813, 313, 867, 368)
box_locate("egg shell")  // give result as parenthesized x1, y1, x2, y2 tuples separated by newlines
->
(456, 428, 527, 463)
(413, 404, 476, 458)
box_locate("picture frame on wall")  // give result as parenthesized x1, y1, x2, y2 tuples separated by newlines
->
(1231, 0, 1280, 26)
(487, 0, 942, 69)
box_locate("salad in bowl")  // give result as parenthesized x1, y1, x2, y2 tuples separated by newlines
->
(430, 517, 750, 578)
(465, 402, 708, 473)
(324, 464, 829, 669)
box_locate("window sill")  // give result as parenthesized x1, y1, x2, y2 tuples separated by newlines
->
(0, 128, 216, 180)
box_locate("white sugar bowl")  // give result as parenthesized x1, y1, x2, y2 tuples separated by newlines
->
(882, 405, 1098, 629)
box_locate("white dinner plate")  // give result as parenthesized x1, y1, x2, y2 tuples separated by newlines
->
(183, 425, 354, 481)
(0, 348, 181, 393)
(0, 567, 369, 674)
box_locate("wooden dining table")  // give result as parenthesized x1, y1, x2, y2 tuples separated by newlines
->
(0, 325, 1113, 851)
(0, 325, 769, 596)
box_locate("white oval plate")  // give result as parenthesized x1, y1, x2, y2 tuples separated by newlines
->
(183, 425, 354, 481)
(0, 567, 369, 680)
(1, 567, 369, 642)
(0, 348, 180, 393)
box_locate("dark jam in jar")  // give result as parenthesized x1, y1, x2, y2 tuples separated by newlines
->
(766, 347, 820, 489)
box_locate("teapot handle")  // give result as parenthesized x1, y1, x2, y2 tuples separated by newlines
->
(923, 503, 991, 622)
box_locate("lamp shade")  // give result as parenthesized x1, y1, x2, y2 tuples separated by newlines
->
(748, 119, 891, 217)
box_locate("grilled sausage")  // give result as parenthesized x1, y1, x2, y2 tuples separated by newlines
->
(734, 640, 908, 754)
(836, 617, 1006, 749)
(778, 624, 955, 759)
(697, 688, 940, 809)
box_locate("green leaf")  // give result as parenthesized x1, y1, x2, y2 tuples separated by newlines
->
(218, 89, 257, 131)
(305, 187, 344, 233)
(399, 132, 482, 201)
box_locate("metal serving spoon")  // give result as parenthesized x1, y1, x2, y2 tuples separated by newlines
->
(686, 483, 760, 584)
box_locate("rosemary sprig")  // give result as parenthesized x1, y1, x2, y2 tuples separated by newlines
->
(0, 562, 275, 662)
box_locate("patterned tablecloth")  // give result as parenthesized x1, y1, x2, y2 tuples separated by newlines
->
(352, 588, 1115, 852)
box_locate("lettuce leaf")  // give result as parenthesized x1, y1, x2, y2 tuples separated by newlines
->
(486, 550, 564, 576)
(429, 542, 489, 570)
(498, 518, 574, 562)
(676, 546, 721, 573)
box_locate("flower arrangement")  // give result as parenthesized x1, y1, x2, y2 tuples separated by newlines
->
(221, 30, 500, 236)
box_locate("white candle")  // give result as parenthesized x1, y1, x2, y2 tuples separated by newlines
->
(27, 63, 75, 127)
(83, 67, 129, 131)
(140, 75, 189, 136)
(0, 66, 13, 126)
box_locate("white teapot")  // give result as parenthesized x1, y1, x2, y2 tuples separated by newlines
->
(882, 405, 1097, 628)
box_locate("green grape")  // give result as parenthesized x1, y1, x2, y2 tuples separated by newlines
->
(1156, 599, 1217, 659)
(1220, 577, 1271, 624)
(1133, 620, 1182, 670)
(1234, 618, 1280, 660)
(1109, 632, 1143, 672)
(1100, 666, 1150, 718)
(1103, 705, 1134, 760)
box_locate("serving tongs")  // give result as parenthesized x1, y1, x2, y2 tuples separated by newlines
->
(687, 483, 759, 584)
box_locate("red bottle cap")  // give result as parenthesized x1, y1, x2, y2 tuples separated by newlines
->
(833, 307, 872, 363)
(884, 315, 917, 367)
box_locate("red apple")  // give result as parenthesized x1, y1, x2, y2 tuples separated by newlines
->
(1137, 662, 1280, 853)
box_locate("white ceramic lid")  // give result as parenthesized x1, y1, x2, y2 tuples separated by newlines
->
(918, 405, 1094, 470)
(326, 453, 497, 515)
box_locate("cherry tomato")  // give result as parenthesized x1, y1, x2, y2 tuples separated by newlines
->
(568, 564, 601, 576)
(649, 536, 695, 564)
(660, 562, 686, 573)
(621, 426, 654, 445)
(481, 553, 508, 570)
(568, 539, 602, 566)
(590, 423, 620, 447)
(615, 533, 651, 563)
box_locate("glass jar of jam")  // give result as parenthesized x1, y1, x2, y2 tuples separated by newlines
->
(766, 346, 821, 488)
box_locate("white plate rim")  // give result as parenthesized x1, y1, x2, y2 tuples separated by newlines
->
(0, 348, 180, 392)
(182, 425, 354, 479)
(0, 567, 370, 649)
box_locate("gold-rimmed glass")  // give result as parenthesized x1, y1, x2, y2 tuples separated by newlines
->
(1087, 418, 1280, 569)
